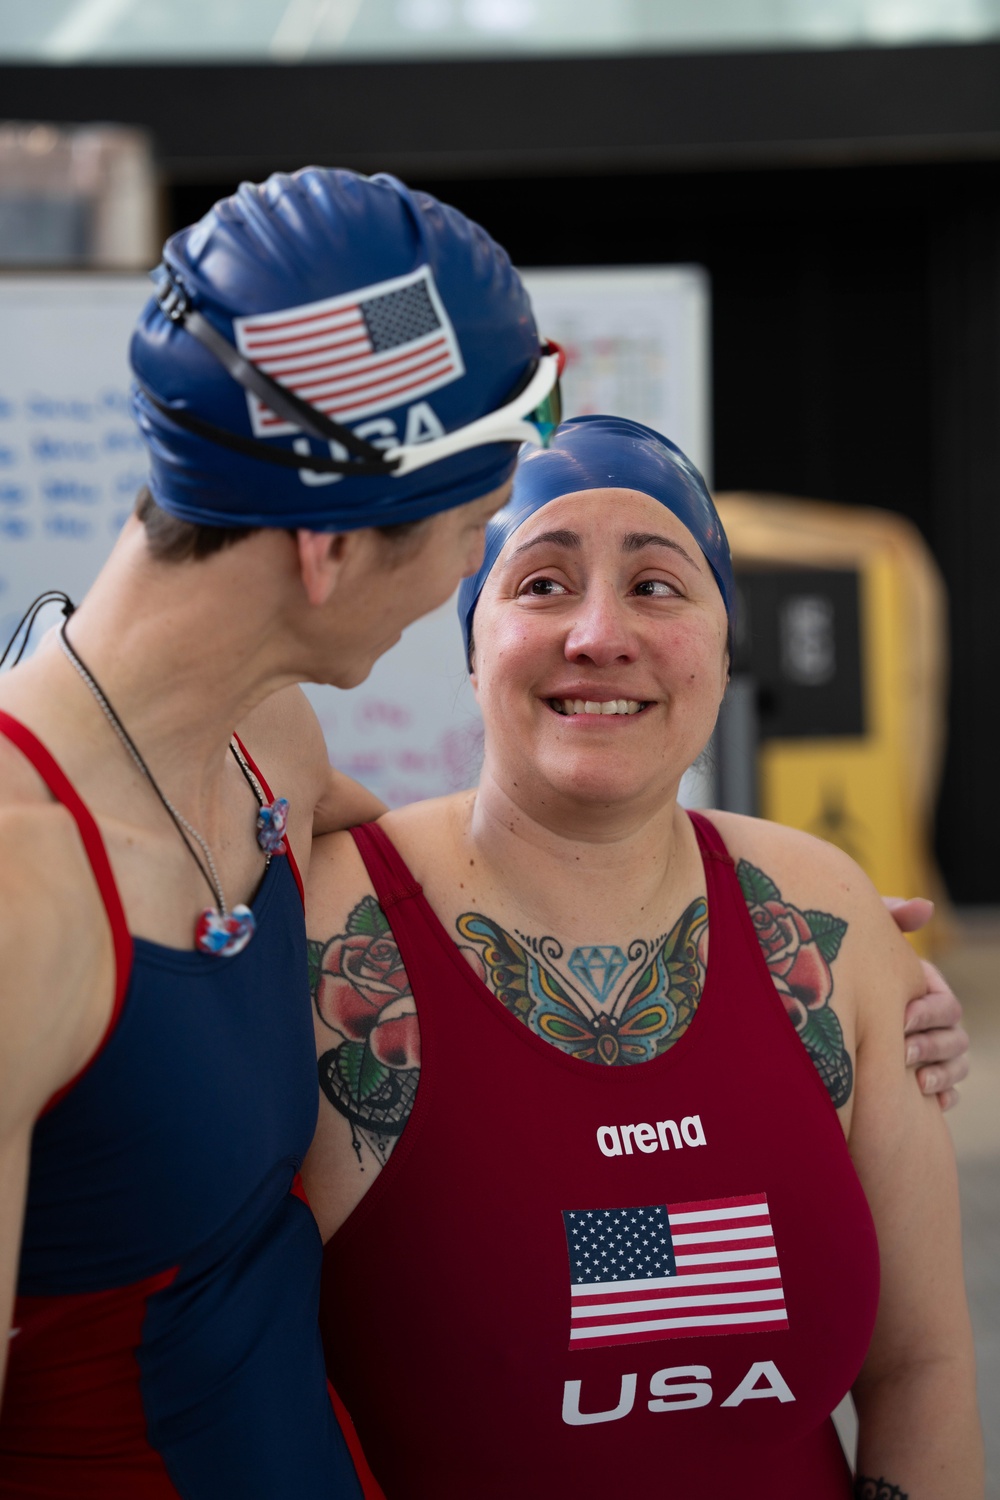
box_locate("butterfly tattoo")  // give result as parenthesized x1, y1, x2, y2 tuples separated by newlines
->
(457, 898, 708, 1066)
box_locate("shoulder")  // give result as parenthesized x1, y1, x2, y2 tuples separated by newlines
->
(0, 800, 101, 928)
(0, 804, 112, 1125)
(379, 793, 471, 877)
(237, 685, 329, 804)
(306, 828, 377, 941)
(699, 809, 924, 1012)
(699, 810, 866, 900)
(306, 795, 468, 945)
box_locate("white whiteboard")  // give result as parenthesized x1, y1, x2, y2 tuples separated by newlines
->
(524, 266, 711, 481)
(0, 275, 151, 648)
(0, 267, 710, 807)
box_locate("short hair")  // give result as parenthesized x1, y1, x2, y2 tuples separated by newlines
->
(135, 487, 430, 564)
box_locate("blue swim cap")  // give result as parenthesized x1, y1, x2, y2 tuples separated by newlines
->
(129, 168, 539, 530)
(457, 415, 735, 662)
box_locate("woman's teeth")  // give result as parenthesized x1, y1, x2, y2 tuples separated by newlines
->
(551, 698, 645, 716)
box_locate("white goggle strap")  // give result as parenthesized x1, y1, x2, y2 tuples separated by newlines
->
(383, 349, 562, 478)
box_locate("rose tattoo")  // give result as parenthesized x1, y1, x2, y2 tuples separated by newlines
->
(309, 896, 420, 1163)
(737, 860, 853, 1108)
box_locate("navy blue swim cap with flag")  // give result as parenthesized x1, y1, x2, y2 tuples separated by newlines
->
(457, 415, 736, 661)
(129, 168, 558, 530)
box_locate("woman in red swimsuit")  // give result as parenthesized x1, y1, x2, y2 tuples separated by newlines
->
(302, 417, 981, 1500)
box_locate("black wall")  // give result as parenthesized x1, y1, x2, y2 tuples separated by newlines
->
(171, 160, 1000, 900)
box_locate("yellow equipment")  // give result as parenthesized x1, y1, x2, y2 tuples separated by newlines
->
(716, 494, 949, 955)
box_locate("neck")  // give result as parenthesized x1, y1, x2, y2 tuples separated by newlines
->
(18, 520, 302, 794)
(467, 764, 695, 940)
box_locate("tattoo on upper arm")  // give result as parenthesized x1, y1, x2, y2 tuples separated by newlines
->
(456, 898, 708, 1066)
(854, 1479, 909, 1499)
(736, 860, 853, 1108)
(308, 895, 419, 1170)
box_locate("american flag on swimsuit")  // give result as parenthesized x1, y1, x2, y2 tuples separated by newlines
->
(233, 266, 465, 437)
(563, 1194, 788, 1351)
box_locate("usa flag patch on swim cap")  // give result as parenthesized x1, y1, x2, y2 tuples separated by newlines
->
(233, 265, 466, 438)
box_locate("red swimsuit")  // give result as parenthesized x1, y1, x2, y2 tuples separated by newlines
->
(321, 812, 879, 1498)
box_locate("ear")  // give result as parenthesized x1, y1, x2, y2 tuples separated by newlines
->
(296, 529, 351, 607)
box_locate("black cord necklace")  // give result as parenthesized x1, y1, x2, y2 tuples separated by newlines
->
(0, 591, 75, 670)
(2, 590, 292, 955)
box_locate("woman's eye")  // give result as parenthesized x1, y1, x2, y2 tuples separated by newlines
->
(633, 578, 679, 597)
(521, 576, 568, 596)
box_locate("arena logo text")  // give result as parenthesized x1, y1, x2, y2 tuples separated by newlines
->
(596, 1115, 707, 1158)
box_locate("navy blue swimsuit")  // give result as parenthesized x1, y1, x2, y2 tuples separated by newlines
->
(0, 711, 362, 1500)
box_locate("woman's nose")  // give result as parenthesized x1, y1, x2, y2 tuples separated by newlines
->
(563, 585, 638, 666)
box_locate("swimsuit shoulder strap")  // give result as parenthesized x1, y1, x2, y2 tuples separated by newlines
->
(232, 731, 304, 908)
(350, 821, 423, 910)
(0, 709, 133, 1113)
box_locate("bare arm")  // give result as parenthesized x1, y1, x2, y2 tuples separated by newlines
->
(849, 895, 982, 1498)
(300, 831, 416, 1241)
(235, 685, 387, 841)
(312, 770, 387, 837)
(0, 808, 113, 1402)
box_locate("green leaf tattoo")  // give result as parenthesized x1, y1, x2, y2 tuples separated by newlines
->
(737, 859, 853, 1108)
(802, 909, 849, 963)
(346, 893, 390, 938)
(737, 861, 781, 906)
(306, 937, 326, 997)
(336, 1040, 390, 1106)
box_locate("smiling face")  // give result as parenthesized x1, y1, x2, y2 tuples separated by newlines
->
(470, 488, 731, 814)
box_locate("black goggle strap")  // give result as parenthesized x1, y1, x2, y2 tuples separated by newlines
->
(137, 385, 395, 476)
(155, 273, 397, 471)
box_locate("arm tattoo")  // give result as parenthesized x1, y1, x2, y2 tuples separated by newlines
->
(309, 895, 419, 1170)
(855, 1480, 909, 1499)
(456, 898, 708, 1066)
(736, 859, 853, 1108)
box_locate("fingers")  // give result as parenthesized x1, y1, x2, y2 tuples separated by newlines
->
(913, 1046, 971, 1098)
(904, 963, 963, 1034)
(906, 1022, 970, 1068)
(936, 1088, 961, 1113)
(883, 895, 935, 932)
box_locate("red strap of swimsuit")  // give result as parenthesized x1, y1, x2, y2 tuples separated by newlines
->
(233, 733, 305, 909)
(686, 807, 735, 864)
(350, 821, 423, 909)
(0, 710, 134, 1115)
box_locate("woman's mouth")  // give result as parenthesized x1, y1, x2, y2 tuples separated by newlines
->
(548, 698, 650, 717)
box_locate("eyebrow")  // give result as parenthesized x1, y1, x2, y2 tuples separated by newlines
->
(621, 532, 701, 569)
(512, 528, 581, 556)
(512, 527, 700, 570)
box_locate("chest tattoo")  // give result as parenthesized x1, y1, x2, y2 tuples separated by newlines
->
(460, 858, 852, 1104)
(457, 901, 707, 1066)
(310, 857, 854, 1173)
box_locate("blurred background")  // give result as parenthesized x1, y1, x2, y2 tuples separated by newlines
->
(1, 1, 997, 1488)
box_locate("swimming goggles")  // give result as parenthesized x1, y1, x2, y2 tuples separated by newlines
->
(143, 267, 564, 479)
